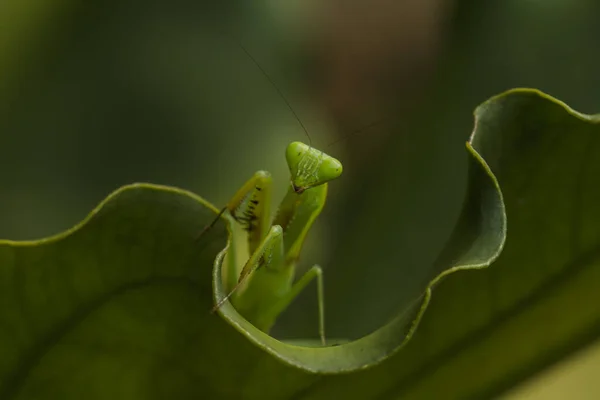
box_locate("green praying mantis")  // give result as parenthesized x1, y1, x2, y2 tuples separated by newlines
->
(203, 142, 342, 346)
(198, 43, 345, 346)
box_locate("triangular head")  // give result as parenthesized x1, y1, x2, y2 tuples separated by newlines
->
(285, 141, 343, 193)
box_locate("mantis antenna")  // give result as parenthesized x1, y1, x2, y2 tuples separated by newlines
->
(239, 40, 385, 150)
(237, 43, 313, 148)
(326, 118, 387, 147)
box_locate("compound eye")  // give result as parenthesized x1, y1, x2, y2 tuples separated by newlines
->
(320, 156, 343, 182)
(285, 142, 308, 171)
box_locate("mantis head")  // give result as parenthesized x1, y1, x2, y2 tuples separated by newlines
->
(285, 141, 343, 193)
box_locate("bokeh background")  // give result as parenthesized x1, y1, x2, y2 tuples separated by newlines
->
(2, 0, 600, 397)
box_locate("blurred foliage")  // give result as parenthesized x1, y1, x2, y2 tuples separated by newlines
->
(506, 338, 600, 399)
(2, 0, 600, 396)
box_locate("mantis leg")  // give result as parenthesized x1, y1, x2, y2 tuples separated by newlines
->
(198, 171, 272, 255)
(262, 265, 326, 346)
(225, 224, 287, 327)
(199, 171, 273, 293)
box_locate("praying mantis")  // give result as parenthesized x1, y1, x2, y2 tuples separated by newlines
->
(198, 42, 345, 346)
(204, 141, 342, 346)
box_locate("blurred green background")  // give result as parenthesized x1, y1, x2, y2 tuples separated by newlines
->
(2, 0, 600, 397)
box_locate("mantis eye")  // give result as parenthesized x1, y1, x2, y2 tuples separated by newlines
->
(320, 155, 343, 182)
(285, 141, 307, 168)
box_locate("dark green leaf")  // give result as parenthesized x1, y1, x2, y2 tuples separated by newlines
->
(0, 114, 502, 399)
(305, 89, 600, 399)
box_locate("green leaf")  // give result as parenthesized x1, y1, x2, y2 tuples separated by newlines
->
(0, 127, 504, 399)
(301, 89, 600, 399)
(2, 89, 598, 398)
(0, 117, 503, 398)
(0, 144, 501, 398)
